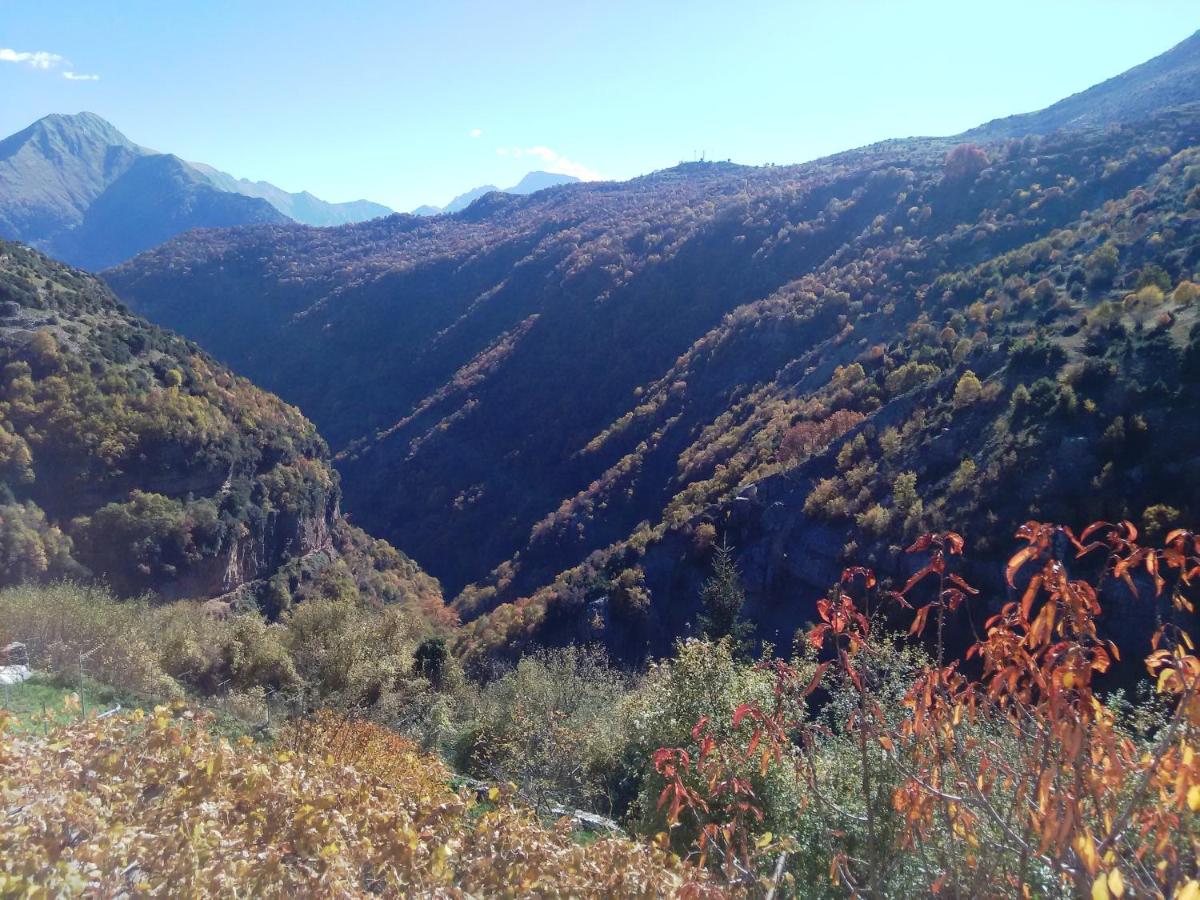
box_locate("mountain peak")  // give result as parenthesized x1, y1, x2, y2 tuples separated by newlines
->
(964, 28, 1200, 139)
(414, 170, 583, 216)
(28, 111, 137, 148)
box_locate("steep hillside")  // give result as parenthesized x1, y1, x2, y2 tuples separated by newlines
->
(105, 36, 1200, 662)
(54, 154, 287, 269)
(0, 240, 445, 625)
(967, 29, 1200, 139)
(0, 112, 144, 248)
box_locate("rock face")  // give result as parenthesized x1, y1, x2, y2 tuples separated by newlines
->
(0, 239, 445, 622)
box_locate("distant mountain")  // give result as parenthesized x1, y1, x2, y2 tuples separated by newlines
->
(189, 162, 393, 226)
(414, 171, 581, 215)
(53, 153, 287, 269)
(0, 112, 391, 269)
(965, 29, 1200, 139)
(108, 31, 1200, 665)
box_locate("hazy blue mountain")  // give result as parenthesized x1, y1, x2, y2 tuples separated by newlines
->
(0, 112, 386, 268)
(0, 112, 146, 247)
(54, 154, 287, 269)
(413, 170, 581, 215)
(189, 161, 393, 225)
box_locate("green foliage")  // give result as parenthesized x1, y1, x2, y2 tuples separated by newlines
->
(1084, 242, 1120, 288)
(952, 370, 983, 407)
(463, 646, 629, 813)
(697, 543, 751, 651)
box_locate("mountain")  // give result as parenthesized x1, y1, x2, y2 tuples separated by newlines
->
(106, 33, 1200, 664)
(189, 161, 393, 225)
(414, 170, 582, 215)
(0, 239, 447, 626)
(0, 113, 391, 270)
(965, 29, 1200, 139)
(52, 153, 289, 270)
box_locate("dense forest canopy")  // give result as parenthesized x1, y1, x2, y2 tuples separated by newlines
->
(108, 32, 1200, 666)
(0, 240, 446, 625)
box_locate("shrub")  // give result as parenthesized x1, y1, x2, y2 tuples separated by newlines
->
(1174, 281, 1200, 306)
(952, 370, 982, 407)
(464, 646, 629, 814)
(1084, 243, 1119, 289)
(0, 706, 714, 896)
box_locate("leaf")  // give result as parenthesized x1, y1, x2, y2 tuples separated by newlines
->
(1020, 574, 1043, 622)
(1165, 528, 1191, 546)
(902, 563, 935, 595)
(1091, 874, 1110, 900)
(1007, 545, 1038, 587)
(755, 831, 773, 849)
(732, 703, 755, 728)
(487, 786, 500, 802)
(803, 661, 830, 696)
(1188, 784, 1200, 812)
(906, 533, 933, 553)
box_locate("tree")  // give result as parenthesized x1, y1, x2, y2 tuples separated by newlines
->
(953, 370, 982, 407)
(413, 636, 448, 687)
(698, 542, 752, 654)
(943, 143, 989, 182)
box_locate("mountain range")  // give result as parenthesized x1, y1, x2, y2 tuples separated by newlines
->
(0, 112, 393, 269)
(2, 28, 1180, 667)
(411, 171, 582, 216)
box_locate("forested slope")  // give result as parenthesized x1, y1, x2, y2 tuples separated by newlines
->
(106, 34, 1200, 662)
(0, 240, 445, 624)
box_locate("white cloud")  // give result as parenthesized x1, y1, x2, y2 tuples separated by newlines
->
(0, 48, 65, 69)
(63, 71, 99, 81)
(497, 145, 600, 181)
(468, 127, 482, 138)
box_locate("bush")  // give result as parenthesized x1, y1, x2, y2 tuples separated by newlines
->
(952, 370, 982, 407)
(0, 706, 714, 896)
(463, 646, 629, 814)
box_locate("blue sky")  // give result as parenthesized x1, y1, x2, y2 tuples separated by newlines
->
(2, 1, 1196, 211)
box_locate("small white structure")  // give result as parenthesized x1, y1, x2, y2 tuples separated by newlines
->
(0, 664, 32, 685)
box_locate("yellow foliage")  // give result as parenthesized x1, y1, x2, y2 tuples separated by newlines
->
(0, 708, 723, 897)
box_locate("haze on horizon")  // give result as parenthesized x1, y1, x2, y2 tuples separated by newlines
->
(2, 0, 1196, 211)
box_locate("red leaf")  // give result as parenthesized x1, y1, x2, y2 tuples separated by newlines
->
(1006, 545, 1038, 587)
(907, 533, 934, 553)
(902, 563, 936, 595)
(804, 661, 831, 696)
(732, 703, 755, 728)
(1019, 573, 1043, 622)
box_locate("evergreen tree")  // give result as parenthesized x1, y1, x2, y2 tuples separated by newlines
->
(698, 541, 752, 655)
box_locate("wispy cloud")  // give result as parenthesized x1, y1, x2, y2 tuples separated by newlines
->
(468, 127, 482, 138)
(493, 145, 600, 180)
(0, 48, 65, 69)
(1, 47, 97, 81)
